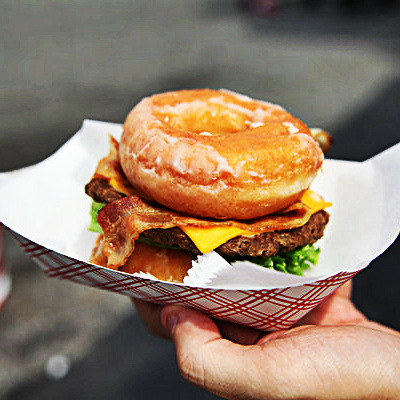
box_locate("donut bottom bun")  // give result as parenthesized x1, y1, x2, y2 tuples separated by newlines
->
(120, 89, 324, 220)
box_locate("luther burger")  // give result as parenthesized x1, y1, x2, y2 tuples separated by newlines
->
(85, 89, 332, 282)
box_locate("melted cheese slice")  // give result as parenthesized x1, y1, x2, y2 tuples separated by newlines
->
(301, 190, 332, 214)
(180, 225, 254, 254)
(180, 190, 332, 254)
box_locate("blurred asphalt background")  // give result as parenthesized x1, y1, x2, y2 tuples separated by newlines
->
(0, 0, 399, 399)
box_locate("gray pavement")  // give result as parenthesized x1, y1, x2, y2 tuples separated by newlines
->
(1, 1, 399, 399)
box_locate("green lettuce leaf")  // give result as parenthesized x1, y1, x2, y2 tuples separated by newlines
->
(88, 201, 105, 233)
(242, 245, 320, 275)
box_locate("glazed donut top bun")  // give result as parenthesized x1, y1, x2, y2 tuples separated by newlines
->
(119, 89, 324, 220)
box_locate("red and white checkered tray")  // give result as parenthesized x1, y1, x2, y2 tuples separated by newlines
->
(7, 228, 358, 331)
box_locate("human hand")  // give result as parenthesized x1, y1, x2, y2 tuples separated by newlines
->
(133, 282, 400, 399)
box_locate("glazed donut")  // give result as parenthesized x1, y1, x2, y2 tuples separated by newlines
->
(119, 89, 323, 220)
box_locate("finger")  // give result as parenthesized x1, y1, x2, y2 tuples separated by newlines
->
(334, 280, 352, 299)
(160, 307, 320, 399)
(295, 283, 366, 326)
(161, 305, 269, 399)
(132, 299, 169, 338)
(300, 280, 400, 336)
(296, 281, 400, 337)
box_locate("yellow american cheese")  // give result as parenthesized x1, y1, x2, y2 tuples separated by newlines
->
(180, 190, 332, 254)
(180, 225, 254, 254)
(300, 190, 332, 214)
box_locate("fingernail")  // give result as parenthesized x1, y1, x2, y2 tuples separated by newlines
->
(165, 313, 178, 335)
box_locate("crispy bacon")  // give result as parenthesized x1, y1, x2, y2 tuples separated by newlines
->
(96, 195, 311, 268)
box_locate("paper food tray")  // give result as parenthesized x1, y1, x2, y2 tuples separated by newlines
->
(0, 120, 399, 331)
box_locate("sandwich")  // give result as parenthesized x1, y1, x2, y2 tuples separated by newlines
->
(85, 89, 332, 282)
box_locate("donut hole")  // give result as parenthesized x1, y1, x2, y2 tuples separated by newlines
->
(151, 89, 289, 138)
(156, 104, 248, 136)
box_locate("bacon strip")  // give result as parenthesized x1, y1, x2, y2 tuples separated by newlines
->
(97, 195, 311, 268)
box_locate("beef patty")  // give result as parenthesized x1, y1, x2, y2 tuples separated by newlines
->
(142, 210, 329, 258)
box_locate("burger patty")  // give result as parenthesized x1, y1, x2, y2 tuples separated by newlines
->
(85, 178, 125, 204)
(142, 210, 329, 258)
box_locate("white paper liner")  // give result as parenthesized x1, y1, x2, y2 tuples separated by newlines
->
(0, 120, 399, 290)
(184, 252, 329, 289)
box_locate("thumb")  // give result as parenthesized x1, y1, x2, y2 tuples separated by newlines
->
(160, 306, 263, 399)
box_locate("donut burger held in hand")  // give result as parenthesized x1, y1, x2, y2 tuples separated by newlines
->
(85, 89, 332, 282)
